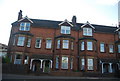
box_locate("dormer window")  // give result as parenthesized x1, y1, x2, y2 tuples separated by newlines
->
(61, 26, 70, 34)
(19, 22, 30, 31)
(83, 28, 92, 36)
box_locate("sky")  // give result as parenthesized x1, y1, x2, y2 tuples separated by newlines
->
(0, 0, 119, 45)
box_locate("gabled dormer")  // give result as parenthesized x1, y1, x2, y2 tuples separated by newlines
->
(59, 19, 73, 34)
(81, 21, 95, 36)
(18, 16, 33, 31)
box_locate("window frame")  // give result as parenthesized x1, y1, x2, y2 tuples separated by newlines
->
(83, 28, 92, 36)
(61, 26, 71, 34)
(27, 37, 31, 47)
(109, 44, 114, 53)
(46, 38, 52, 49)
(17, 36, 25, 46)
(62, 40, 69, 49)
(100, 42, 105, 52)
(81, 41, 85, 51)
(55, 56, 59, 69)
(61, 56, 68, 69)
(19, 22, 31, 31)
(81, 58, 85, 70)
(118, 44, 120, 53)
(57, 39, 60, 49)
(87, 58, 94, 70)
(87, 41, 93, 51)
(35, 37, 42, 48)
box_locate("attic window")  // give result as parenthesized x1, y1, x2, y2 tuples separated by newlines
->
(83, 28, 92, 36)
(19, 22, 30, 31)
(61, 26, 70, 34)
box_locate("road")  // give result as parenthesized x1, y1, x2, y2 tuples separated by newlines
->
(2, 73, 120, 81)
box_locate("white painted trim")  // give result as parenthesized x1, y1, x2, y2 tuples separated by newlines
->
(18, 16, 33, 23)
(81, 21, 95, 29)
(58, 19, 73, 27)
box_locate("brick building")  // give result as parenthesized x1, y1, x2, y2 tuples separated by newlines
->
(8, 10, 120, 76)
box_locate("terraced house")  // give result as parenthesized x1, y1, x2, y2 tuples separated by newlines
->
(8, 10, 120, 76)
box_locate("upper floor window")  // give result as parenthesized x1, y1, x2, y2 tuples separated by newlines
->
(109, 44, 114, 53)
(17, 36, 25, 46)
(61, 26, 70, 34)
(83, 28, 92, 36)
(71, 41, 74, 50)
(118, 31, 120, 39)
(62, 40, 69, 49)
(100, 43, 105, 52)
(87, 41, 93, 50)
(57, 40, 60, 49)
(35, 38, 42, 48)
(19, 22, 30, 31)
(87, 58, 94, 70)
(118, 45, 120, 53)
(27, 37, 31, 47)
(46, 39, 52, 49)
(81, 41, 84, 50)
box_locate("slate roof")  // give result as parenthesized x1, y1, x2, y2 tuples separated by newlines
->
(12, 18, 118, 34)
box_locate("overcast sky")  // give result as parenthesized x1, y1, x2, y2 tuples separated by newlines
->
(0, 0, 119, 45)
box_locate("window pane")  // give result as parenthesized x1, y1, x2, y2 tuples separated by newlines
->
(61, 56, 68, 69)
(46, 39, 52, 48)
(19, 22, 30, 31)
(61, 26, 70, 34)
(83, 28, 92, 36)
(87, 41, 93, 50)
(70, 58, 73, 69)
(71, 41, 74, 50)
(118, 45, 120, 53)
(81, 58, 85, 70)
(56, 56, 59, 69)
(17, 36, 25, 46)
(63, 40, 69, 49)
(81, 41, 84, 50)
(109, 44, 113, 53)
(57, 40, 60, 49)
(100, 43, 105, 52)
(20, 23, 25, 31)
(27, 38, 31, 47)
(35, 38, 41, 48)
(88, 59, 93, 70)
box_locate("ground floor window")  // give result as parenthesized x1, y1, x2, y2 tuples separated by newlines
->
(56, 56, 59, 69)
(14, 54, 22, 64)
(61, 56, 68, 69)
(87, 58, 93, 70)
(70, 58, 73, 69)
(24, 55, 29, 64)
(81, 58, 85, 70)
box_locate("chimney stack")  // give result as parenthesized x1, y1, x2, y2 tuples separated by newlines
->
(72, 15, 77, 26)
(18, 10, 23, 20)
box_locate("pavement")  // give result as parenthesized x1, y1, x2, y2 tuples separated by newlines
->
(2, 73, 120, 81)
